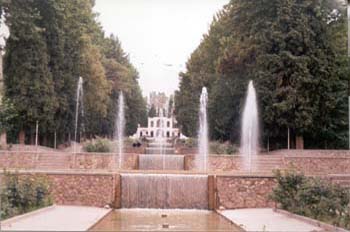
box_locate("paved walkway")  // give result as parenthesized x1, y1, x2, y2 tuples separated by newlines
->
(218, 208, 323, 232)
(1, 205, 110, 231)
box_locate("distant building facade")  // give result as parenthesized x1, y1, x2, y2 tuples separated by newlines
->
(133, 116, 181, 139)
(148, 92, 168, 113)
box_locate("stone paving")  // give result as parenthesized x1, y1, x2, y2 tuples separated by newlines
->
(1, 205, 110, 231)
(219, 208, 323, 232)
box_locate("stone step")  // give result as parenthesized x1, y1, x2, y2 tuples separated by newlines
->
(145, 147, 175, 155)
(35, 154, 71, 169)
(138, 154, 185, 170)
(148, 143, 173, 148)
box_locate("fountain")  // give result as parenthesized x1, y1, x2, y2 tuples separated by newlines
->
(157, 108, 166, 169)
(240, 80, 259, 172)
(115, 91, 125, 169)
(197, 87, 208, 171)
(74, 76, 84, 152)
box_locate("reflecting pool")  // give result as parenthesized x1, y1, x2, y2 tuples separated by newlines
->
(89, 209, 242, 231)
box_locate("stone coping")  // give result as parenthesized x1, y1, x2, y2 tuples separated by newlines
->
(328, 174, 350, 177)
(274, 208, 348, 232)
(0, 151, 136, 155)
(0, 169, 276, 178)
(0, 169, 116, 176)
(215, 173, 275, 178)
(1, 205, 56, 226)
(218, 208, 323, 231)
(1, 205, 112, 231)
(4, 169, 350, 179)
(2, 149, 350, 158)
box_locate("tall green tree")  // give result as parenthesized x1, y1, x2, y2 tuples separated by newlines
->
(175, 0, 349, 149)
(3, 0, 147, 145)
(3, 0, 56, 143)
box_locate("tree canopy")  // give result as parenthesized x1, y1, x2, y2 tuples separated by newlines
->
(1, 0, 147, 145)
(175, 0, 349, 149)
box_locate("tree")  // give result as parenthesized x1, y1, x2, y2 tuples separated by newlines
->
(148, 105, 157, 117)
(174, 73, 199, 137)
(3, 0, 56, 143)
(2, 0, 147, 144)
(175, 0, 349, 149)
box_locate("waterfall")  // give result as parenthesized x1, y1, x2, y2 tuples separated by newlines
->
(121, 174, 208, 209)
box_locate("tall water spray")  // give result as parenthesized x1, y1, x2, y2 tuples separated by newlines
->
(157, 108, 166, 169)
(74, 76, 84, 152)
(240, 80, 259, 172)
(115, 92, 125, 169)
(198, 87, 208, 171)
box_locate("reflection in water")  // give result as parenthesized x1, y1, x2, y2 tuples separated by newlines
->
(90, 209, 242, 231)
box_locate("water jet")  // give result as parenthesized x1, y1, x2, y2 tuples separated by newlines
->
(198, 87, 208, 171)
(240, 80, 259, 172)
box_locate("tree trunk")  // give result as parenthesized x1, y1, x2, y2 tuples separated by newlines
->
(19, 130, 25, 144)
(43, 136, 48, 147)
(30, 132, 35, 145)
(296, 135, 304, 149)
(0, 131, 7, 149)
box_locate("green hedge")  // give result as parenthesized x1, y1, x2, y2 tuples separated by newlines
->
(83, 137, 111, 152)
(209, 141, 238, 155)
(271, 170, 350, 229)
(1, 171, 52, 219)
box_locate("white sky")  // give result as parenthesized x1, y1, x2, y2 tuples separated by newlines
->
(94, 0, 229, 96)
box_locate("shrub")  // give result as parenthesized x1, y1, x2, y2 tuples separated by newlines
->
(271, 170, 350, 229)
(210, 141, 238, 155)
(176, 138, 197, 148)
(124, 138, 143, 147)
(83, 137, 111, 152)
(184, 138, 197, 148)
(1, 171, 52, 219)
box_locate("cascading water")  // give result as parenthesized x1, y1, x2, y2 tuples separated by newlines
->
(74, 76, 84, 152)
(121, 173, 208, 209)
(197, 87, 208, 171)
(240, 80, 259, 172)
(115, 92, 125, 169)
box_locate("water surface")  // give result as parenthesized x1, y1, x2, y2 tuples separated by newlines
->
(90, 209, 242, 231)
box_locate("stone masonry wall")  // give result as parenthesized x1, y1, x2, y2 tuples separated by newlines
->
(185, 155, 242, 171)
(2, 150, 350, 175)
(186, 150, 350, 175)
(3, 171, 350, 209)
(0, 151, 139, 170)
(0, 171, 118, 207)
(0, 152, 35, 169)
(216, 175, 276, 209)
(49, 172, 116, 207)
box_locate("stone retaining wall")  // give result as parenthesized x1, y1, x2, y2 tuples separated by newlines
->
(216, 175, 276, 209)
(49, 172, 116, 207)
(186, 150, 350, 175)
(185, 155, 242, 171)
(2, 150, 350, 175)
(0, 171, 117, 207)
(0, 152, 35, 169)
(0, 151, 139, 170)
(282, 152, 350, 175)
(2, 171, 350, 209)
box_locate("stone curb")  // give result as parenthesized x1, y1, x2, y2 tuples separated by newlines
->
(274, 208, 349, 232)
(1, 204, 56, 227)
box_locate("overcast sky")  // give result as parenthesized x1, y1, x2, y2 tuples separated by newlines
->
(94, 0, 229, 96)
